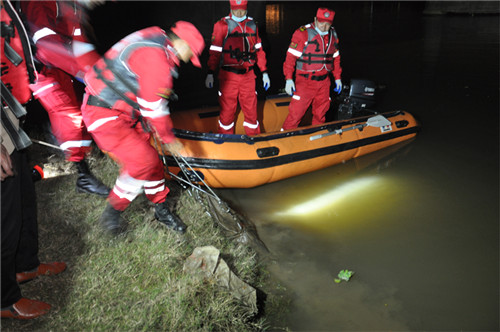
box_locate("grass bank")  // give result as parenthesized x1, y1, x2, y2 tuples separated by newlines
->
(1, 143, 290, 331)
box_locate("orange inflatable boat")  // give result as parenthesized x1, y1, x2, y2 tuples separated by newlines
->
(159, 95, 419, 188)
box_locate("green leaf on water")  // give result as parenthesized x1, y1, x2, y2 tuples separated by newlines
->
(335, 269, 355, 283)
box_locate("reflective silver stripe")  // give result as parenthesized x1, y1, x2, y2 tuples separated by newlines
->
(113, 174, 145, 201)
(145, 179, 165, 187)
(243, 120, 259, 129)
(139, 107, 169, 119)
(255, 42, 262, 49)
(137, 97, 169, 119)
(32, 27, 56, 44)
(292, 95, 301, 100)
(144, 186, 165, 195)
(60, 140, 92, 150)
(116, 175, 145, 193)
(32, 83, 57, 96)
(74, 28, 81, 36)
(112, 187, 139, 201)
(72, 41, 96, 57)
(144, 179, 166, 195)
(333, 51, 340, 57)
(87, 116, 119, 131)
(210, 45, 223, 52)
(218, 120, 234, 130)
(287, 48, 302, 57)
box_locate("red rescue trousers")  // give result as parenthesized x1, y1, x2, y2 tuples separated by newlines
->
(281, 75, 332, 130)
(218, 69, 260, 136)
(81, 96, 168, 211)
(30, 67, 92, 162)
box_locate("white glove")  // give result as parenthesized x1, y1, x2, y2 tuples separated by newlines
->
(205, 74, 214, 89)
(285, 79, 295, 96)
(262, 73, 270, 91)
(334, 79, 342, 93)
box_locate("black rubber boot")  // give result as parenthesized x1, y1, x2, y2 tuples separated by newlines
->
(75, 160, 110, 197)
(154, 201, 187, 234)
(99, 203, 127, 236)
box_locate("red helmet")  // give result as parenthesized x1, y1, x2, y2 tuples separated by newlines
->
(230, 0, 247, 10)
(316, 7, 335, 24)
(171, 21, 205, 68)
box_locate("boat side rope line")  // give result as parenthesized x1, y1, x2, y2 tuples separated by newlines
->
(152, 134, 223, 203)
(153, 134, 270, 252)
(163, 126, 420, 171)
(173, 111, 407, 144)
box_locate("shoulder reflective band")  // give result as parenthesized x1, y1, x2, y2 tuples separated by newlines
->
(210, 45, 223, 52)
(287, 48, 302, 57)
(32, 27, 57, 44)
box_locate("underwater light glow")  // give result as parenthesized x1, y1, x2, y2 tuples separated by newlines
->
(275, 176, 380, 216)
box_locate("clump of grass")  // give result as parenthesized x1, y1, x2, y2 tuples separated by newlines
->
(20, 148, 287, 331)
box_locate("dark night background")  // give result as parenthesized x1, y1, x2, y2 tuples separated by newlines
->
(20, 1, 499, 330)
(87, 1, 432, 111)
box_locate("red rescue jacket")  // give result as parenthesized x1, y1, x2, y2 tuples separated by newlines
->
(1, 0, 36, 104)
(207, 15, 267, 72)
(20, 0, 100, 80)
(84, 26, 177, 143)
(283, 23, 342, 80)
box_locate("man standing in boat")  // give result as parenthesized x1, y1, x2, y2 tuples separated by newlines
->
(281, 7, 343, 130)
(205, 0, 270, 136)
(81, 22, 204, 235)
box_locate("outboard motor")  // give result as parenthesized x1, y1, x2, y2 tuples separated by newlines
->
(336, 79, 378, 120)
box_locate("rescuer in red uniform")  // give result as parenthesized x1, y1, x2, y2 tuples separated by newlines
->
(205, 0, 270, 135)
(20, 0, 110, 197)
(1, 0, 66, 319)
(282, 7, 343, 130)
(82, 22, 205, 235)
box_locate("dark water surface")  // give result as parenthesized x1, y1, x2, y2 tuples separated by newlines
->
(213, 5, 499, 332)
(90, 2, 499, 330)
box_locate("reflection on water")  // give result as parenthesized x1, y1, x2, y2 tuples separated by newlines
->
(219, 146, 417, 330)
(271, 175, 406, 235)
(275, 176, 381, 217)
